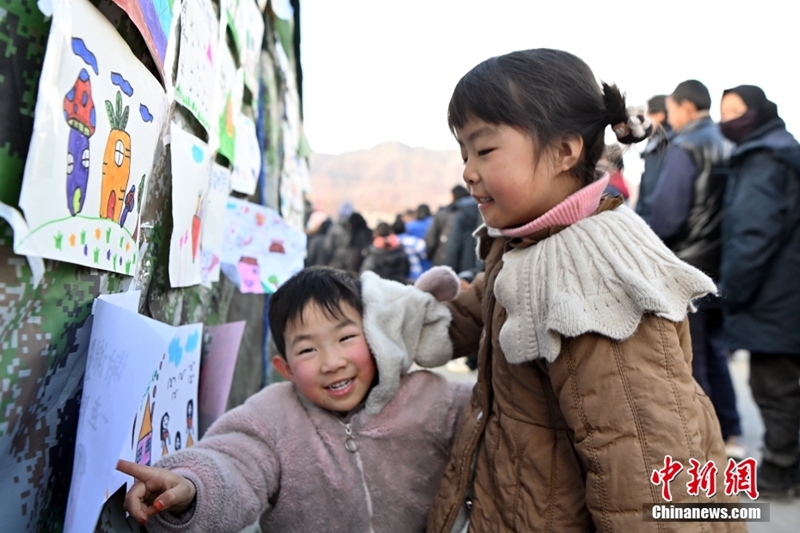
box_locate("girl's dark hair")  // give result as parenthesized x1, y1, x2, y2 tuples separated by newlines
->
(349, 212, 368, 233)
(447, 48, 645, 186)
(268, 266, 363, 357)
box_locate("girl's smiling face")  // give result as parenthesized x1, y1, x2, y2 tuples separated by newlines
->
(456, 118, 582, 230)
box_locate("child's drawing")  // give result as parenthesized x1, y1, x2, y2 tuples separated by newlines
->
(63, 65, 96, 216)
(101, 88, 132, 222)
(221, 0, 241, 56)
(237, 0, 265, 94)
(14, 0, 165, 275)
(230, 113, 261, 195)
(159, 412, 171, 457)
(111, 0, 178, 76)
(213, 43, 241, 162)
(65, 293, 174, 533)
(169, 126, 211, 287)
(174, 0, 218, 135)
(220, 198, 306, 294)
(186, 399, 195, 447)
(128, 323, 202, 467)
(135, 397, 153, 466)
(200, 163, 231, 286)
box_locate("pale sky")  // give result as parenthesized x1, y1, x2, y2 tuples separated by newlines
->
(300, 0, 800, 157)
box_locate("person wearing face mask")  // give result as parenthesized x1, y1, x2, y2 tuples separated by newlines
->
(719, 85, 800, 497)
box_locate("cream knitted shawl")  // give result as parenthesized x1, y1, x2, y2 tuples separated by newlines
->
(492, 205, 717, 364)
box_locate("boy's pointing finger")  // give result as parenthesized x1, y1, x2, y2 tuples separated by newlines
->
(116, 458, 151, 480)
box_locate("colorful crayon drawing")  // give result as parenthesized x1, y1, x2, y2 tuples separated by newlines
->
(237, 256, 261, 293)
(64, 293, 171, 533)
(186, 399, 195, 447)
(230, 113, 261, 195)
(100, 89, 131, 221)
(237, 0, 265, 95)
(200, 163, 230, 286)
(192, 194, 203, 261)
(128, 324, 201, 467)
(213, 43, 241, 162)
(220, 198, 306, 294)
(174, 0, 218, 136)
(14, 0, 165, 275)
(135, 397, 154, 466)
(169, 126, 211, 287)
(160, 412, 171, 456)
(111, 0, 177, 77)
(63, 64, 96, 215)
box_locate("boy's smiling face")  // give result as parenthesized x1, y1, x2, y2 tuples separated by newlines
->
(273, 301, 376, 414)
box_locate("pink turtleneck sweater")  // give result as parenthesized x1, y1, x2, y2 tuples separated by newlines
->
(497, 174, 610, 238)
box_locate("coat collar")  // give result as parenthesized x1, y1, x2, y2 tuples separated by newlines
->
(474, 194, 624, 261)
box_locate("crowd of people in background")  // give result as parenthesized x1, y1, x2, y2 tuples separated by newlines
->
(304, 185, 484, 289)
(302, 79, 800, 498)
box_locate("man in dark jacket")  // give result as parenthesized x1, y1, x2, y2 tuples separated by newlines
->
(360, 222, 409, 283)
(425, 186, 469, 267)
(635, 95, 672, 223)
(322, 201, 354, 270)
(650, 80, 741, 453)
(443, 194, 482, 279)
(719, 85, 800, 495)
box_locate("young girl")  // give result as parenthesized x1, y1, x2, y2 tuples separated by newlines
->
(424, 49, 745, 532)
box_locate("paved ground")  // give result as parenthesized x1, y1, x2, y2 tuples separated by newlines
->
(728, 350, 800, 533)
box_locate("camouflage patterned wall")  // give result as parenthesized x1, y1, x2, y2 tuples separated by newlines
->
(0, 1, 300, 531)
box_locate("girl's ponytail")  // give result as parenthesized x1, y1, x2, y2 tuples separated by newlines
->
(602, 82, 652, 144)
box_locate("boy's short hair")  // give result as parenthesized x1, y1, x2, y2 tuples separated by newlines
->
(647, 95, 667, 116)
(671, 80, 711, 111)
(268, 267, 363, 357)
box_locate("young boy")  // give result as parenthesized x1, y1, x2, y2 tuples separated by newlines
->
(117, 266, 469, 533)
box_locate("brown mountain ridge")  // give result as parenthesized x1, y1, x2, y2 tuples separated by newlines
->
(308, 142, 464, 224)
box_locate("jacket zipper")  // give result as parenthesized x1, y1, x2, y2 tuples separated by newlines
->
(343, 422, 376, 533)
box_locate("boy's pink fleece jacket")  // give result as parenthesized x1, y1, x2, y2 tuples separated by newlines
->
(146, 271, 470, 533)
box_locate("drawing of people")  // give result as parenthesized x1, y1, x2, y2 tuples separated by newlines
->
(160, 412, 171, 457)
(174, 431, 182, 451)
(237, 256, 261, 293)
(186, 399, 195, 448)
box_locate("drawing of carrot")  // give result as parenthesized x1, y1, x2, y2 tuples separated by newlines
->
(191, 193, 202, 261)
(101, 91, 131, 222)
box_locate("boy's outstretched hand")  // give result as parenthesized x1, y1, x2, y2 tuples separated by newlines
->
(116, 459, 197, 525)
